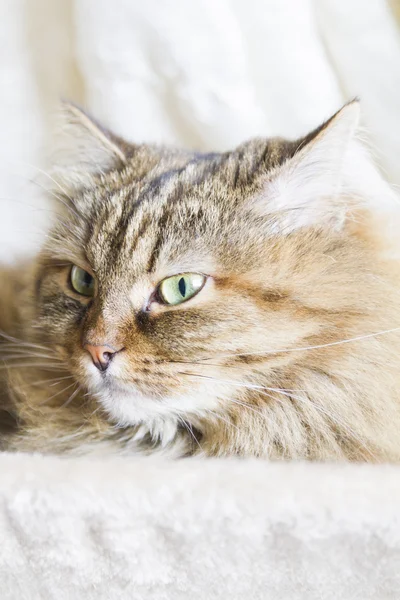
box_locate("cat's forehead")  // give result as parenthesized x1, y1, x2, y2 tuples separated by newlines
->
(108, 135, 292, 193)
(81, 137, 293, 281)
(84, 157, 224, 280)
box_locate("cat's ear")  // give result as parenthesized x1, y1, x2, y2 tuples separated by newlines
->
(254, 100, 362, 232)
(50, 102, 131, 190)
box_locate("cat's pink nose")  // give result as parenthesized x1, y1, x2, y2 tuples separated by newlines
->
(84, 344, 118, 372)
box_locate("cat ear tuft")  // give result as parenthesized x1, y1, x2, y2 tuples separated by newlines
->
(50, 102, 131, 190)
(255, 100, 362, 233)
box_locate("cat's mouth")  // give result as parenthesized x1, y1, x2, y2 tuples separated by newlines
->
(81, 352, 184, 403)
(79, 351, 223, 426)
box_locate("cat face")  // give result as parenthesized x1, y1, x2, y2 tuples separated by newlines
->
(30, 102, 400, 456)
(36, 145, 317, 423)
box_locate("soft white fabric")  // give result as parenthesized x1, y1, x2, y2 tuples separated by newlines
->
(0, 454, 399, 599)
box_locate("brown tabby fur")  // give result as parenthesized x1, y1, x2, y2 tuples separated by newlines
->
(1, 101, 400, 461)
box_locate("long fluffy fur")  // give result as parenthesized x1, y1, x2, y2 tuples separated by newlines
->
(1, 101, 400, 461)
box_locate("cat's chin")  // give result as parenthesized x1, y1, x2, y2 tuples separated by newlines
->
(84, 374, 164, 426)
(90, 384, 182, 448)
(97, 389, 169, 426)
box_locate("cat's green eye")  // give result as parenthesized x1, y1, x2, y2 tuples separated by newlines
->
(158, 273, 206, 306)
(70, 265, 95, 297)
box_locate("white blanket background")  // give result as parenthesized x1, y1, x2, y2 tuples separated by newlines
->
(1, 1, 400, 598)
(1, 454, 400, 600)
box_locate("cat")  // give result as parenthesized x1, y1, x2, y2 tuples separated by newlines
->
(1, 100, 400, 461)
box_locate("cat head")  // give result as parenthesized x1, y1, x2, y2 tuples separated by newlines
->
(31, 101, 400, 455)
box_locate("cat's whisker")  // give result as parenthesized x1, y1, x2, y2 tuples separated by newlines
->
(16, 375, 74, 389)
(88, 406, 102, 418)
(0, 343, 50, 351)
(0, 343, 55, 353)
(39, 380, 78, 406)
(180, 372, 287, 416)
(0, 350, 58, 361)
(0, 362, 68, 371)
(186, 420, 203, 452)
(48, 377, 74, 387)
(0, 330, 50, 351)
(59, 384, 82, 410)
(0, 355, 68, 370)
(178, 371, 302, 395)
(1, 353, 61, 362)
(176, 416, 203, 452)
(195, 327, 400, 362)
